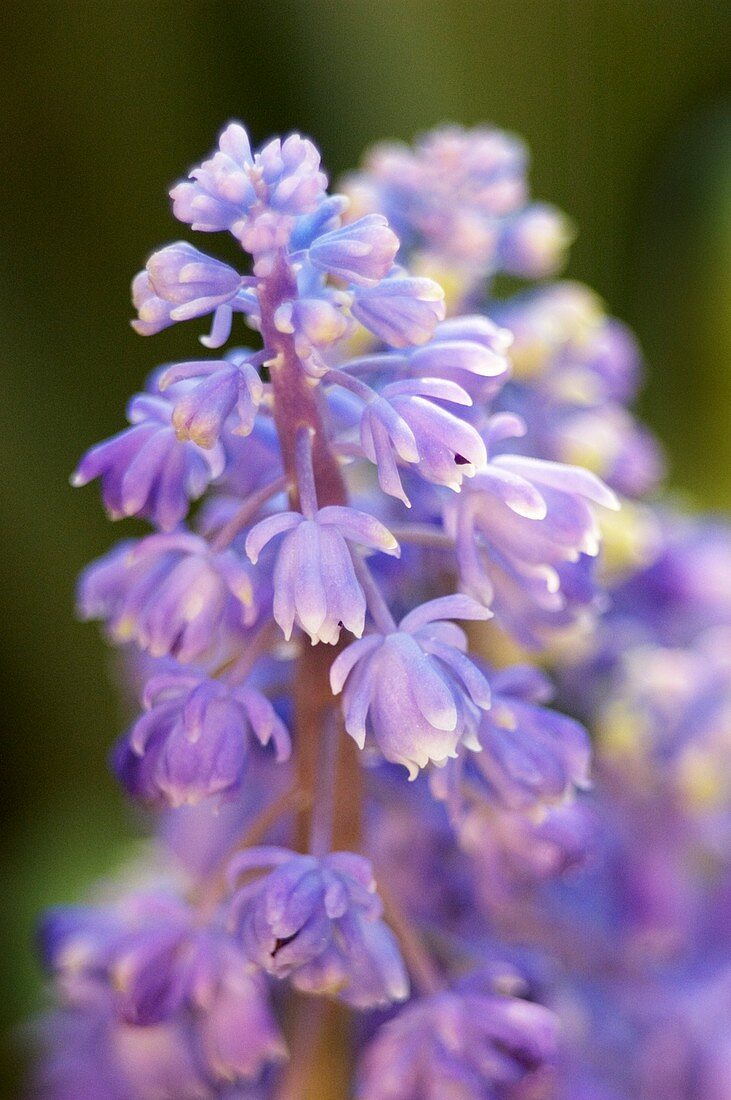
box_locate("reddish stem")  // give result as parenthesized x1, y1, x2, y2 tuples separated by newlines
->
(258, 252, 364, 1098)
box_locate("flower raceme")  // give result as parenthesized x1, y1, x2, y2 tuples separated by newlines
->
(38, 120, 635, 1099)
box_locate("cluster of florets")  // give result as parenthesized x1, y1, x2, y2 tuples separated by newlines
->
(492, 283, 665, 500)
(32, 121, 728, 1100)
(343, 125, 573, 297)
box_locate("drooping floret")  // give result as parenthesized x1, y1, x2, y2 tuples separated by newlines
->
(331, 596, 492, 777)
(229, 848, 409, 1009)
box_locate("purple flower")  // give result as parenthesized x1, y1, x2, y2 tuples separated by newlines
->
(273, 294, 351, 377)
(406, 314, 513, 400)
(170, 122, 327, 251)
(115, 670, 290, 807)
(366, 377, 487, 499)
(72, 393, 225, 530)
(132, 241, 248, 347)
(330, 595, 492, 777)
(78, 532, 255, 663)
(356, 988, 558, 1099)
(34, 1008, 212, 1100)
(431, 664, 591, 818)
(355, 377, 486, 505)
(41, 892, 286, 1087)
(255, 133, 328, 215)
(246, 505, 399, 644)
(462, 797, 596, 906)
(229, 848, 408, 1008)
(289, 193, 350, 250)
(448, 454, 618, 644)
(308, 214, 399, 286)
(41, 892, 192, 1024)
(355, 390, 420, 505)
(159, 353, 264, 448)
(351, 276, 446, 348)
(170, 122, 258, 234)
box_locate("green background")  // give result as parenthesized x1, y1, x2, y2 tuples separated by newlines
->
(1, 1, 730, 1093)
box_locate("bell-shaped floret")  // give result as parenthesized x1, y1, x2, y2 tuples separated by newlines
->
(77, 532, 255, 664)
(431, 664, 591, 820)
(407, 314, 513, 400)
(351, 276, 446, 348)
(356, 986, 557, 1100)
(229, 848, 408, 1009)
(330, 595, 492, 778)
(115, 670, 290, 807)
(448, 453, 619, 645)
(246, 506, 399, 644)
(72, 393, 225, 530)
(308, 214, 399, 286)
(159, 352, 264, 448)
(355, 378, 487, 505)
(41, 891, 286, 1083)
(132, 241, 249, 347)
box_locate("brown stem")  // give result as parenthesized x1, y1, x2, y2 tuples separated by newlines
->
(275, 996, 352, 1100)
(293, 640, 362, 855)
(257, 251, 362, 854)
(258, 255, 347, 511)
(259, 252, 364, 1098)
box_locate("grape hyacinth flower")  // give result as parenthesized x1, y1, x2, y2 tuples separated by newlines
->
(115, 670, 291, 807)
(33, 116, 730, 1100)
(356, 985, 558, 1099)
(73, 392, 226, 530)
(160, 351, 265, 447)
(430, 663, 592, 820)
(331, 595, 492, 777)
(229, 848, 409, 1008)
(78, 532, 257, 664)
(39, 888, 287, 1090)
(446, 448, 619, 645)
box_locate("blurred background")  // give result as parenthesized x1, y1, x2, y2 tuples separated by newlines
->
(1, 0, 729, 1093)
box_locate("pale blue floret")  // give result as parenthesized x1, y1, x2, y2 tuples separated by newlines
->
(356, 984, 558, 1099)
(41, 890, 287, 1083)
(159, 351, 265, 448)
